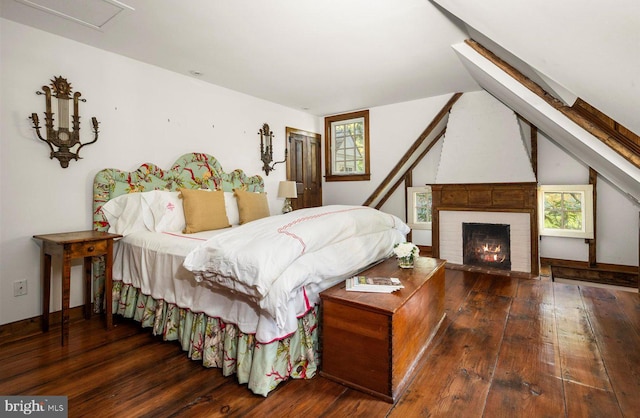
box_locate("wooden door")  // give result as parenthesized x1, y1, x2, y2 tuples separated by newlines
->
(286, 127, 322, 210)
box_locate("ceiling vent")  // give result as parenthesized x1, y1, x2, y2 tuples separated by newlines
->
(15, 0, 134, 30)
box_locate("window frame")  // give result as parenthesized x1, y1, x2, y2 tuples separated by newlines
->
(407, 186, 432, 230)
(324, 110, 370, 182)
(538, 184, 594, 239)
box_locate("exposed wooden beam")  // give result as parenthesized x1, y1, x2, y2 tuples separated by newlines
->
(373, 128, 445, 210)
(531, 125, 538, 180)
(573, 98, 640, 155)
(363, 92, 462, 207)
(465, 39, 640, 169)
(588, 167, 598, 267)
(405, 171, 413, 242)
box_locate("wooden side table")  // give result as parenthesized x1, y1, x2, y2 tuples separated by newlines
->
(33, 230, 122, 346)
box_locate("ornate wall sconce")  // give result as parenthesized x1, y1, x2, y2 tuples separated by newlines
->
(30, 76, 99, 168)
(259, 123, 287, 176)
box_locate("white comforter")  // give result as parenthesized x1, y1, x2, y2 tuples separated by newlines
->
(183, 205, 409, 327)
(113, 205, 408, 342)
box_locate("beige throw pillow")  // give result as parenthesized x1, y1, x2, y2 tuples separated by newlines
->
(179, 189, 230, 233)
(234, 190, 270, 224)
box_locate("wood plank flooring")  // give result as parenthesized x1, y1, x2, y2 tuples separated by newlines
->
(1, 269, 639, 417)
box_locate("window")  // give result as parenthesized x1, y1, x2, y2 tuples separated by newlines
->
(407, 186, 432, 230)
(538, 185, 594, 239)
(324, 110, 370, 181)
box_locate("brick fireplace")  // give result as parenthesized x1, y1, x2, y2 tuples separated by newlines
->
(463, 222, 511, 270)
(430, 183, 539, 276)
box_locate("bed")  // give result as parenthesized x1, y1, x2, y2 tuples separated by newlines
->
(92, 152, 409, 396)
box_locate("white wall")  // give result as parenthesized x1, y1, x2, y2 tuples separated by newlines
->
(435, 91, 535, 184)
(2, 19, 638, 326)
(597, 177, 639, 265)
(323, 93, 455, 247)
(0, 19, 320, 325)
(324, 93, 639, 266)
(323, 94, 454, 207)
(537, 131, 639, 265)
(537, 132, 591, 261)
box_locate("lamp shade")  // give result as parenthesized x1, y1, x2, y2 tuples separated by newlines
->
(277, 181, 298, 199)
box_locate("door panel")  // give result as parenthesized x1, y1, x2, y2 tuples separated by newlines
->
(286, 127, 322, 210)
(290, 133, 306, 208)
(307, 138, 322, 207)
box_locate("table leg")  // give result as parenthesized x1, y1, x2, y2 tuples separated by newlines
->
(105, 240, 114, 329)
(61, 248, 71, 346)
(83, 257, 92, 320)
(42, 249, 51, 332)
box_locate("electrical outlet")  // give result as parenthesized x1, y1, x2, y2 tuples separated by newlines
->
(13, 280, 27, 297)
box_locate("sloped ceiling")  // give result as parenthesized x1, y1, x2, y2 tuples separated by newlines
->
(3, 0, 636, 132)
(0, 0, 480, 116)
(454, 41, 640, 201)
(432, 0, 640, 137)
(3, 0, 638, 199)
(432, 0, 640, 203)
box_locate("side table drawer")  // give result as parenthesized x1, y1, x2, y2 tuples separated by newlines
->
(34, 230, 121, 346)
(68, 240, 107, 258)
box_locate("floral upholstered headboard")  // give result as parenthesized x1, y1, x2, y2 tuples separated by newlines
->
(92, 152, 264, 232)
(91, 152, 263, 312)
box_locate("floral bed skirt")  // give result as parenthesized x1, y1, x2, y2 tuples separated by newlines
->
(112, 281, 320, 396)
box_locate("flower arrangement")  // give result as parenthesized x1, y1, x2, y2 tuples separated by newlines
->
(393, 242, 419, 268)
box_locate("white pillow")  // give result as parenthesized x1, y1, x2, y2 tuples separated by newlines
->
(100, 193, 151, 236)
(141, 190, 185, 232)
(224, 192, 240, 225)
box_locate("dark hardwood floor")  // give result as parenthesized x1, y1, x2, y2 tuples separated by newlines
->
(2, 269, 640, 417)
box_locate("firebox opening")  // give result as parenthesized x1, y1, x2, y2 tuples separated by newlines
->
(463, 222, 511, 271)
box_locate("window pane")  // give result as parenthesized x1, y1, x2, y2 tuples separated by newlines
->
(415, 191, 432, 224)
(563, 192, 582, 210)
(325, 111, 369, 180)
(542, 190, 584, 231)
(544, 210, 562, 229)
(332, 120, 365, 174)
(407, 187, 432, 230)
(538, 185, 593, 239)
(417, 207, 429, 223)
(544, 193, 562, 210)
(416, 192, 428, 207)
(565, 211, 582, 230)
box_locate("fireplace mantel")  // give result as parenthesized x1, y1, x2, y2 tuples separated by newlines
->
(430, 182, 539, 276)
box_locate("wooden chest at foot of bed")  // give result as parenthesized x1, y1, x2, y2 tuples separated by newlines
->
(319, 256, 446, 403)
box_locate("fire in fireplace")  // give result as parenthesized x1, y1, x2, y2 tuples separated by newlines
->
(462, 222, 511, 271)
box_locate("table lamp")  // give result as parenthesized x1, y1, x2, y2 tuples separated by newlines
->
(277, 181, 298, 213)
